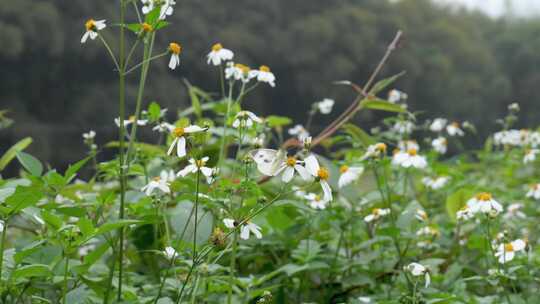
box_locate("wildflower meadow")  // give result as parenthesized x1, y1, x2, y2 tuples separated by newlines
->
(1, 1, 540, 303)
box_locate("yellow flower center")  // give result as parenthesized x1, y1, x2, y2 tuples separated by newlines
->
(407, 148, 417, 156)
(339, 165, 349, 173)
(142, 23, 153, 32)
(169, 42, 181, 55)
(196, 159, 206, 168)
(504, 243, 514, 252)
(372, 208, 380, 215)
(315, 195, 321, 201)
(317, 168, 329, 180)
(85, 19, 96, 31)
(212, 43, 223, 52)
(376, 143, 387, 152)
(153, 176, 161, 182)
(173, 127, 185, 138)
(129, 115, 136, 122)
(451, 122, 459, 128)
(259, 65, 271, 72)
(476, 192, 492, 201)
(235, 63, 250, 74)
(286, 157, 296, 167)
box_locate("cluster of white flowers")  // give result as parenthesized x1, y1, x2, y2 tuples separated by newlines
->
(317, 98, 335, 115)
(493, 129, 540, 147)
(392, 121, 414, 134)
(387, 89, 408, 104)
(405, 262, 430, 288)
(465, 192, 503, 216)
(364, 208, 391, 223)
(288, 124, 310, 141)
(526, 184, 540, 200)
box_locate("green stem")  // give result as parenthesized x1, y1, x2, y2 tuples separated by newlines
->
(116, 0, 127, 301)
(0, 220, 8, 282)
(61, 255, 70, 304)
(193, 169, 201, 262)
(124, 51, 167, 75)
(228, 232, 238, 304)
(98, 35, 121, 72)
(218, 81, 234, 169)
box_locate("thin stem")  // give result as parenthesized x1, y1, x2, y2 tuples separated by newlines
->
(0, 220, 8, 282)
(218, 81, 235, 169)
(98, 35, 121, 72)
(124, 51, 168, 75)
(61, 255, 70, 304)
(125, 39, 141, 68)
(227, 231, 238, 304)
(116, 0, 127, 301)
(193, 169, 201, 262)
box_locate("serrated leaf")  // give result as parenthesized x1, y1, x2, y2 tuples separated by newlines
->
(342, 123, 375, 146)
(368, 71, 406, 95)
(16, 151, 43, 176)
(12, 264, 51, 279)
(360, 98, 407, 113)
(5, 186, 44, 215)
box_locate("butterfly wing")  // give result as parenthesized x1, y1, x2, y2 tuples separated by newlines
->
(249, 149, 286, 176)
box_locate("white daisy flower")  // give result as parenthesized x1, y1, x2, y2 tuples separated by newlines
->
(415, 209, 428, 222)
(422, 176, 449, 190)
(524, 149, 539, 164)
(168, 42, 182, 70)
(177, 157, 213, 183)
(163, 246, 177, 259)
(232, 111, 263, 128)
(167, 125, 207, 157)
(141, 170, 174, 196)
(429, 118, 447, 132)
(456, 206, 473, 220)
(387, 89, 408, 103)
(405, 262, 431, 288)
(249, 65, 276, 87)
(392, 121, 414, 134)
(392, 149, 427, 169)
(223, 219, 262, 240)
(446, 122, 464, 137)
(317, 98, 335, 114)
(338, 165, 364, 188)
(526, 184, 540, 199)
(81, 19, 106, 43)
(508, 102, 520, 112)
(495, 239, 526, 264)
(304, 155, 332, 202)
(361, 143, 387, 160)
(278, 156, 312, 183)
(207, 43, 234, 66)
(141, 0, 176, 19)
(115, 116, 148, 128)
(431, 137, 448, 154)
(398, 140, 419, 152)
(82, 130, 96, 140)
(225, 62, 253, 83)
(288, 124, 310, 141)
(305, 193, 329, 210)
(152, 122, 175, 133)
(416, 226, 440, 237)
(504, 203, 526, 219)
(466, 192, 503, 215)
(364, 208, 391, 223)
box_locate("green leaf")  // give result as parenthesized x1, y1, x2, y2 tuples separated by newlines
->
(360, 98, 407, 113)
(446, 189, 473, 221)
(155, 20, 169, 31)
(41, 210, 63, 230)
(368, 71, 406, 95)
(5, 186, 44, 215)
(64, 157, 91, 183)
(342, 123, 375, 146)
(14, 240, 46, 264)
(12, 264, 52, 279)
(125, 23, 143, 33)
(94, 220, 142, 236)
(78, 218, 95, 236)
(0, 137, 32, 171)
(148, 101, 161, 121)
(266, 115, 292, 128)
(16, 152, 43, 176)
(105, 141, 164, 156)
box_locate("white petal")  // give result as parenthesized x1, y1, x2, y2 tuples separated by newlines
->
(304, 155, 320, 176)
(281, 167, 295, 183)
(321, 181, 332, 202)
(240, 225, 250, 240)
(223, 218, 235, 228)
(177, 137, 187, 157)
(167, 138, 178, 155)
(200, 166, 213, 177)
(177, 164, 196, 177)
(81, 32, 90, 43)
(294, 164, 311, 181)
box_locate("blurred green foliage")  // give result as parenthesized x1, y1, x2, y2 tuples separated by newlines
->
(1, 0, 539, 171)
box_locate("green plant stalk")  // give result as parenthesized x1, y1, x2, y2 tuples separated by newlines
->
(193, 169, 201, 262)
(228, 232, 238, 304)
(218, 81, 234, 169)
(124, 34, 155, 166)
(0, 220, 8, 282)
(116, 0, 127, 301)
(61, 255, 70, 304)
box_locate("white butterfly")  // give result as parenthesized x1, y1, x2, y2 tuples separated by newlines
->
(249, 149, 287, 176)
